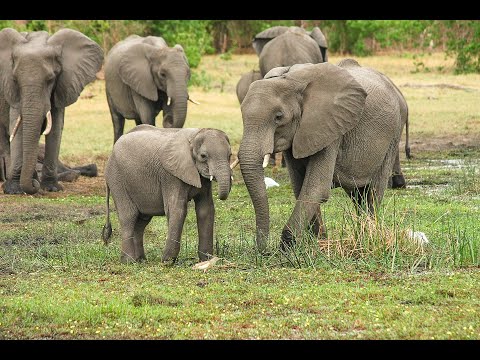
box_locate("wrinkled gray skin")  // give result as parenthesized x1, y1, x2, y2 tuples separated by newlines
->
(0, 28, 103, 195)
(105, 35, 192, 143)
(236, 70, 263, 104)
(250, 26, 328, 167)
(238, 60, 405, 252)
(102, 125, 233, 263)
(36, 143, 97, 182)
(0, 143, 97, 183)
(253, 26, 328, 77)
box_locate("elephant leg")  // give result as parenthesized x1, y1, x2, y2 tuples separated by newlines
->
(3, 108, 26, 194)
(390, 148, 406, 189)
(132, 93, 156, 126)
(117, 206, 140, 263)
(283, 150, 327, 240)
(347, 185, 374, 215)
(70, 164, 98, 177)
(107, 92, 126, 144)
(281, 146, 338, 249)
(57, 170, 81, 182)
(132, 214, 152, 262)
(41, 107, 64, 192)
(162, 193, 188, 262)
(194, 187, 214, 261)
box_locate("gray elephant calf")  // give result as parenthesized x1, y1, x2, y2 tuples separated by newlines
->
(102, 125, 233, 263)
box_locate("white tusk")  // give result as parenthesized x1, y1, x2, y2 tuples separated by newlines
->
(167, 97, 171, 106)
(231, 175, 234, 181)
(9, 115, 22, 142)
(263, 154, 270, 168)
(188, 97, 200, 105)
(210, 175, 213, 181)
(230, 158, 239, 169)
(43, 111, 52, 136)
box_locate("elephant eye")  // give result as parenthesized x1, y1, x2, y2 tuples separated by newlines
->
(274, 111, 283, 123)
(199, 153, 208, 161)
(159, 72, 166, 78)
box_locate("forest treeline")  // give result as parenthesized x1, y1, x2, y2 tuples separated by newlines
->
(1, 20, 479, 74)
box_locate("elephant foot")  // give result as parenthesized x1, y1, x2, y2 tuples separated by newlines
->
(72, 163, 98, 177)
(58, 170, 81, 182)
(40, 180, 64, 192)
(2, 179, 24, 194)
(280, 228, 296, 252)
(391, 174, 406, 189)
(120, 253, 146, 264)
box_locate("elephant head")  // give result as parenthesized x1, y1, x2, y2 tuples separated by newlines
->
(162, 128, 233, 200)
(238, 63, 367, 251)
(252, 26, 328, 62)
(0, 28, 103, 194)
(118, 42, 191, 128)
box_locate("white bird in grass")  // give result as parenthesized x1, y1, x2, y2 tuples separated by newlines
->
(192, 256, 220, 272)
(264, 177, 279, 189)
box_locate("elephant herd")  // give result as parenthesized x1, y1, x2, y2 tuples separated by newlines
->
(0, 26, 411, 263)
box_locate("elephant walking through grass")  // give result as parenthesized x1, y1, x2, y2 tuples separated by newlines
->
(102, 125, 234, 263)
(238, 60, 407, 252)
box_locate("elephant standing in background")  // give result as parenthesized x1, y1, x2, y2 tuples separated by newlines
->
(253, 26, 328, 77)
(238, 60, 405, 252)
(105, 35, 195, 144)
(245, 26, 328, 167)
(0, 28, 103, 195)
(236, 70, 262, 104)
(103, 125, 234, 263)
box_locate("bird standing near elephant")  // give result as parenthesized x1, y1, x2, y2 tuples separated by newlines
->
(105, 35, 199, 144)
(102, 125, 235, 263)
(238, 60, 408, 252)
(0, 28, 103, 195)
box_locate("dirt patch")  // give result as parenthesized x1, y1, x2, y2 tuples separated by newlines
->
(400, 83, 478, 92)
(402, 134, 480, 155)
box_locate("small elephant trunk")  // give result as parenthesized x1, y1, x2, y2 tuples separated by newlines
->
(215, 163, 232, 201)
(238, 140, 270, 253)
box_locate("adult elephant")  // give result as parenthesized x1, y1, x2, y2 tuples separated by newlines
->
(253, 26, 328, 77)
(0, 28, 103, 195)
(238, 60, 405, 252)
(105, 35, 196, 143)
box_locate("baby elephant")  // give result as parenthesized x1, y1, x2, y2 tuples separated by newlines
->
(102, 125, 234, 263)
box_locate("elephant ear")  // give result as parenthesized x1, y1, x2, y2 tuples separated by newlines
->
(173, 44, 190, 68)
(286, 62, 367, 159)
(252, 26, 290, 56)
(47, 29, 104, 108)
(264, 66, 291, 79)
(162, 130, 202, 188)
(308, 27, 328, 62)
(117, 43, 158, 101)
(0, 28, 26, 106)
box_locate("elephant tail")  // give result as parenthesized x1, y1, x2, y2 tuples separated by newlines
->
(102, 184, 113, 245)
(405, 106, 412, 159)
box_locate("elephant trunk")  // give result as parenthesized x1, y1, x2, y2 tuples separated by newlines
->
(165, 79, 188, 128)
(20, 108, 45, 195)
(238, 138, 270, 253)
(213, 160, 232, 201)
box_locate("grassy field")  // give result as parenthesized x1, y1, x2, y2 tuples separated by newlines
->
(1, 52, 480, 339)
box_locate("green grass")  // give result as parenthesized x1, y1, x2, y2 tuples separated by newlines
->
(1, 52, 480, 339)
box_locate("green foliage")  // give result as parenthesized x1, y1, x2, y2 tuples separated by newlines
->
(437, 20, 480, 74)
(145, 20, 213, 68)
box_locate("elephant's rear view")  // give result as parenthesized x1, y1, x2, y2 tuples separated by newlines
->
(105, 35, 197, 144)
(253, 26, 328, 77)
